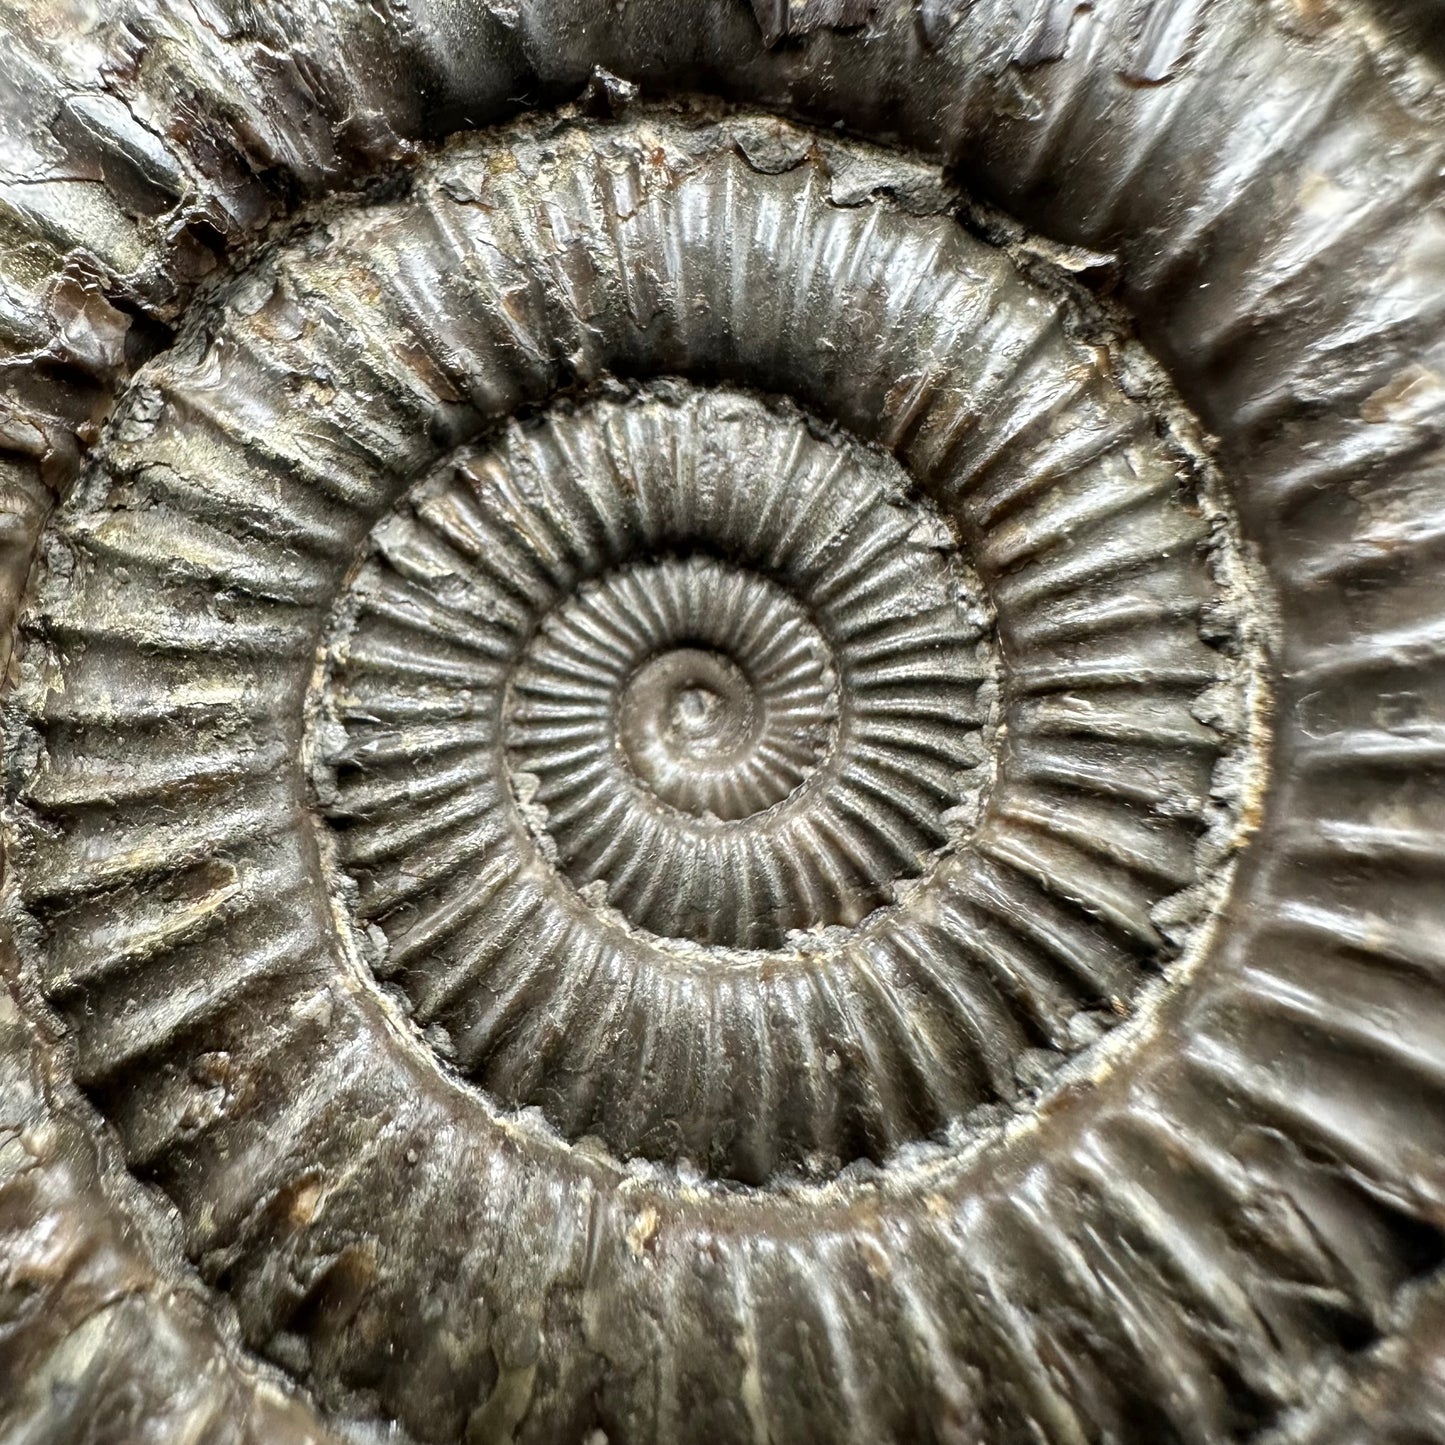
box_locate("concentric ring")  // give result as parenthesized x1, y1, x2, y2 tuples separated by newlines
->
(3, 47, 1438, 1442)
(610, 622, 825, 820)
(321, 387, 997, 958)
(532, 564, 836, 823)
(304, 359, 1250, 1179)
(6, 111, 1268, 1423)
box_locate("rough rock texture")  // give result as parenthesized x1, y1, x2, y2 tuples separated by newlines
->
(0, 1, 1443, 1443)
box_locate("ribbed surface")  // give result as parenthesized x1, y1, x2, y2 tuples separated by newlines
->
(327, 390, 991, 954)
(0, 43, 1436, 1438)
(307, 351, 1245, 1180)
(0, 114, 1244, 1187)
(3, 113, 1271, 1431)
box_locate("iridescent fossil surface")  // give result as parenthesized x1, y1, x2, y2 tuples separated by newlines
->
(0, 3, 1443, 1444)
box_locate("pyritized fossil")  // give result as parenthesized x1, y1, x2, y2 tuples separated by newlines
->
(0, 4, 1443, 1445)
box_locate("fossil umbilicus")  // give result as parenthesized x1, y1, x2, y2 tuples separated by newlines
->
(1, 3, 1443, 1443)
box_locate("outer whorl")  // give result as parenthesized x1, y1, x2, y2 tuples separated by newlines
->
(0, 5, 1442, 1445)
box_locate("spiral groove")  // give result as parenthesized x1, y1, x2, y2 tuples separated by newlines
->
(321, 387, 996, 953)
(529, 564, 836, 825)
(301, 310, 1253, 1179)
(25, 89, 1427, 1443)
(4, 0, 1445, 1436)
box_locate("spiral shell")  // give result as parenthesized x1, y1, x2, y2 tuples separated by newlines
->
(311, 350, 1251, 1180)
(1, 4, 1443, 1444)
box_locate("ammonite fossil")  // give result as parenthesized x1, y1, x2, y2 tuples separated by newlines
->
(0, 3, 1442, 1443)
